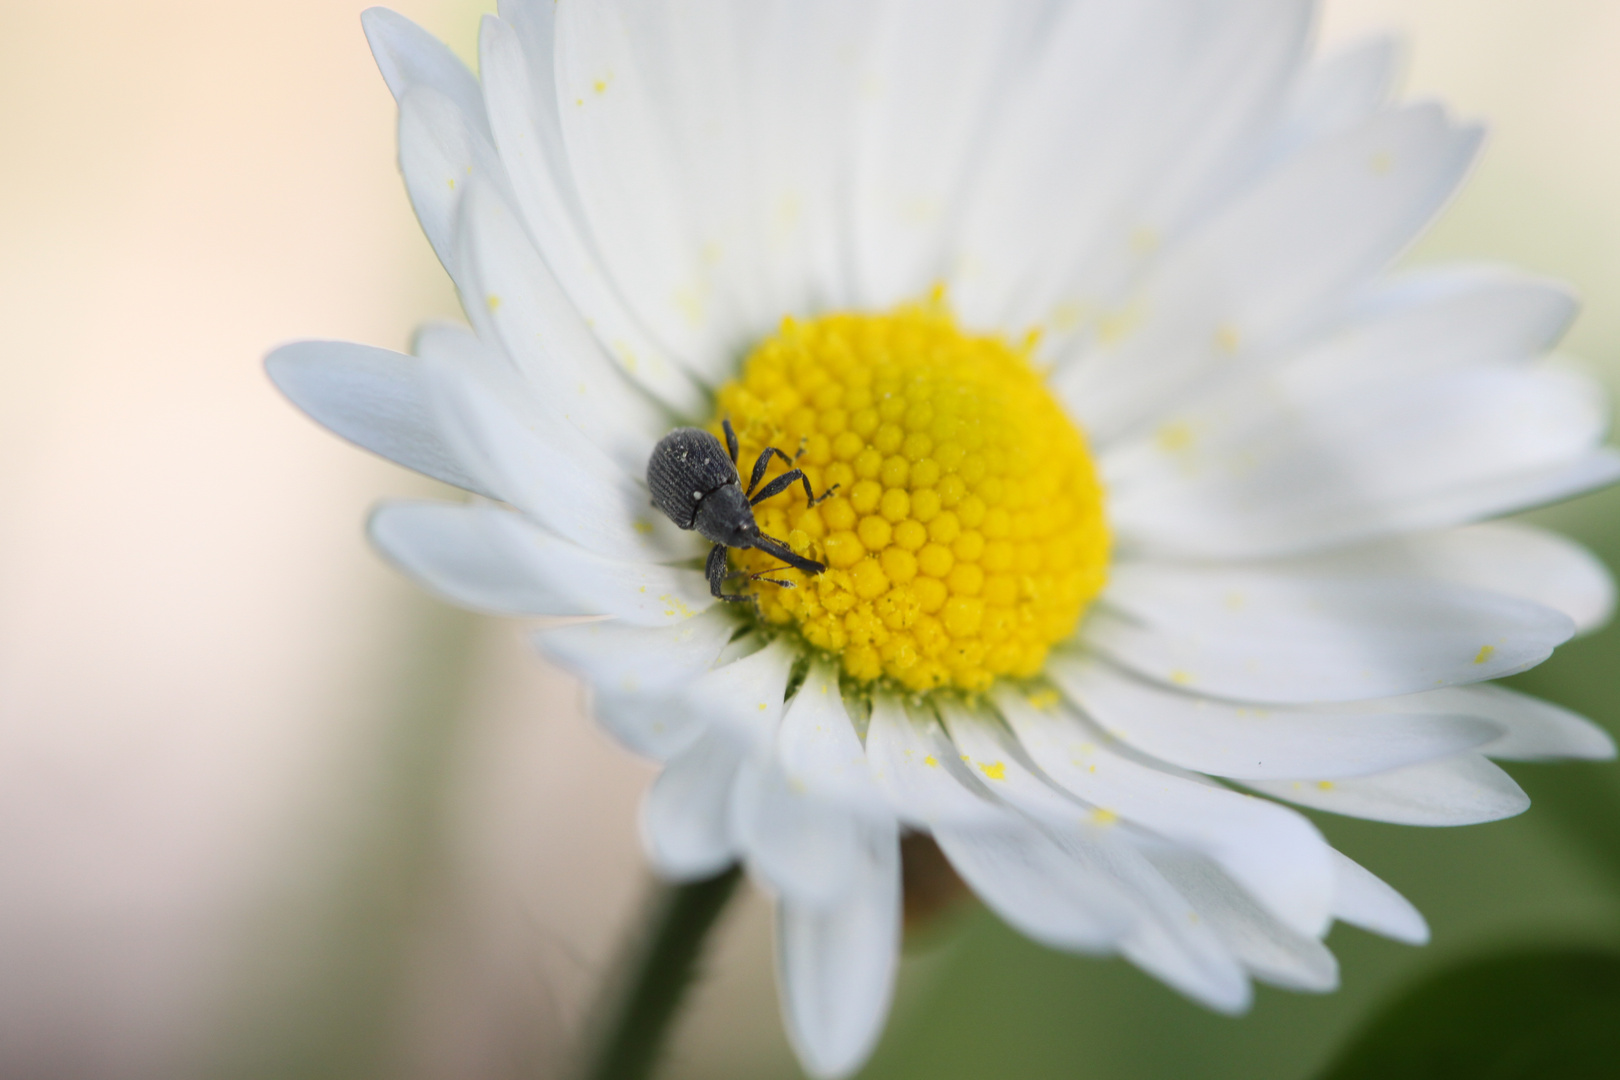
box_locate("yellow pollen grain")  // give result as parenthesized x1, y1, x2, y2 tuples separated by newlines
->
(711, 297, 1109, 693)
(978, 760, 1007, 781)
(1026, 689, 1061, 710)
(1474, 645, 1496, 665)
(1050, 299, 1085, 333)
(1096, 301, 1145, 345)
(1156, 421, 1194, 454)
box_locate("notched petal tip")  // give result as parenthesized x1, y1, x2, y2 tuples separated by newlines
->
(265, 340, 497, 498)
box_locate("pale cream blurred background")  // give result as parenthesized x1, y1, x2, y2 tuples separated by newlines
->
(0, 3, 1617, 1079)
(0, 3, 650, 1077)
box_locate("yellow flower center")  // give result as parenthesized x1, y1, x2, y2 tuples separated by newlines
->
(711, 298, 1109, 694)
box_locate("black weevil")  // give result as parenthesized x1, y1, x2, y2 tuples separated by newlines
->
(647, 418, 839, 601)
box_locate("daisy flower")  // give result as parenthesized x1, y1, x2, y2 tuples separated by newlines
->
(268, 1, 1618, 1076)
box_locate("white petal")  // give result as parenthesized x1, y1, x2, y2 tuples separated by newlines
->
(588, 693, 708, 763)
(362, 7, 489, 138)
(364, 500, 581, 616)
(453, 176, 671, 474)
(1115, 0, 1317, 258)
(1148, 851, 1338, 992)
(395, 84, 507, 282)
(536, 610, 735, 696)
(1102, 846, 1255, 1014)
(937, 701, 1109, 830)
(1425, 449, 1620, 528)
(1275, 523, 1614, 636)
(368, 501, 711, 625)
(1101, 267, 1579, 499)
(950, 0, 1188, 329)
(1274, 36, 1397, 153)
(410, 319, 510, 374)
(641, 730, 746, 880)
(496, 1, 563, 129)
(777, 661, 889, 817)
(933, 702, 1229, 962)
(553, 0, 756, 379)
(1328, 850, 1429, 945)
(1056, 670, 1613, 778)
(1108, 362, 1609, 559)
(423, 359, 701, 565)
(1108, 361, 1610, 560)
(1057, 103, 1481, 442)
(533, 611, 736, 760)
(956, 0, 1313, 335)
(597, 630, 786, 761)
(734, 756, 864, 908)
(264, 340, 493, 497)
(731, 0, 879, 317)
(478, 12, 706, 416)
(1247, 754, 1529, 826)
(995, 688, 1335, 938)
(682, 637, 798, 750)
(849, 0, 1048, 309)
(776, 822, 901, 1080)
(1392, 683, 1616, 762)
(1050, 655, 1502, 781)
(1119, 927, 1251, 1014)
(863, 698, 1002, 828)
(1291, 266, 1578, 391)
(931, 823, 1138, 954)
(941, 816, 1253, 1011)
(1100, 263, 1579, 446)
(580, 0, 779, 348)
(1089, 562, 1575, 702)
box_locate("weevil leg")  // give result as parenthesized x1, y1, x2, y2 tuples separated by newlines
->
(706, 543, 727, 596)
(807, 482, 840, 508)
(746, 448, 771, 496)
(749, 467, 802, 505)
(747, 569, 796, 589)
(706, 542, 754, 603)
(722, 417, 740, 466)
(751, 467, 833, 508)
(746, 444, 797, 497)
(749, 463, 842, 508)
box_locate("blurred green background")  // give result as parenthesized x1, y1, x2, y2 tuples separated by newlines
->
(3, 2, 1619, 1079)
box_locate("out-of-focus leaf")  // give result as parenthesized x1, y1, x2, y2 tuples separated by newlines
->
(1317, 948, 1620, 1080)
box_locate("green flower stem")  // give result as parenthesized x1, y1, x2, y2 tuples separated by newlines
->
(579, 865, 744, 1080)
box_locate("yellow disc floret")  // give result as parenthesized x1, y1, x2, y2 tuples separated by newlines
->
(711, 297, 1109, 694)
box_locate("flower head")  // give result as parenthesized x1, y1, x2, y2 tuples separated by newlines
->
(270, 2, 1618, 1076)
(713, 298, 1111, 691)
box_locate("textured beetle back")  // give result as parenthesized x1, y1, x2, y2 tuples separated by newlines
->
(647, 427, 738, 530)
